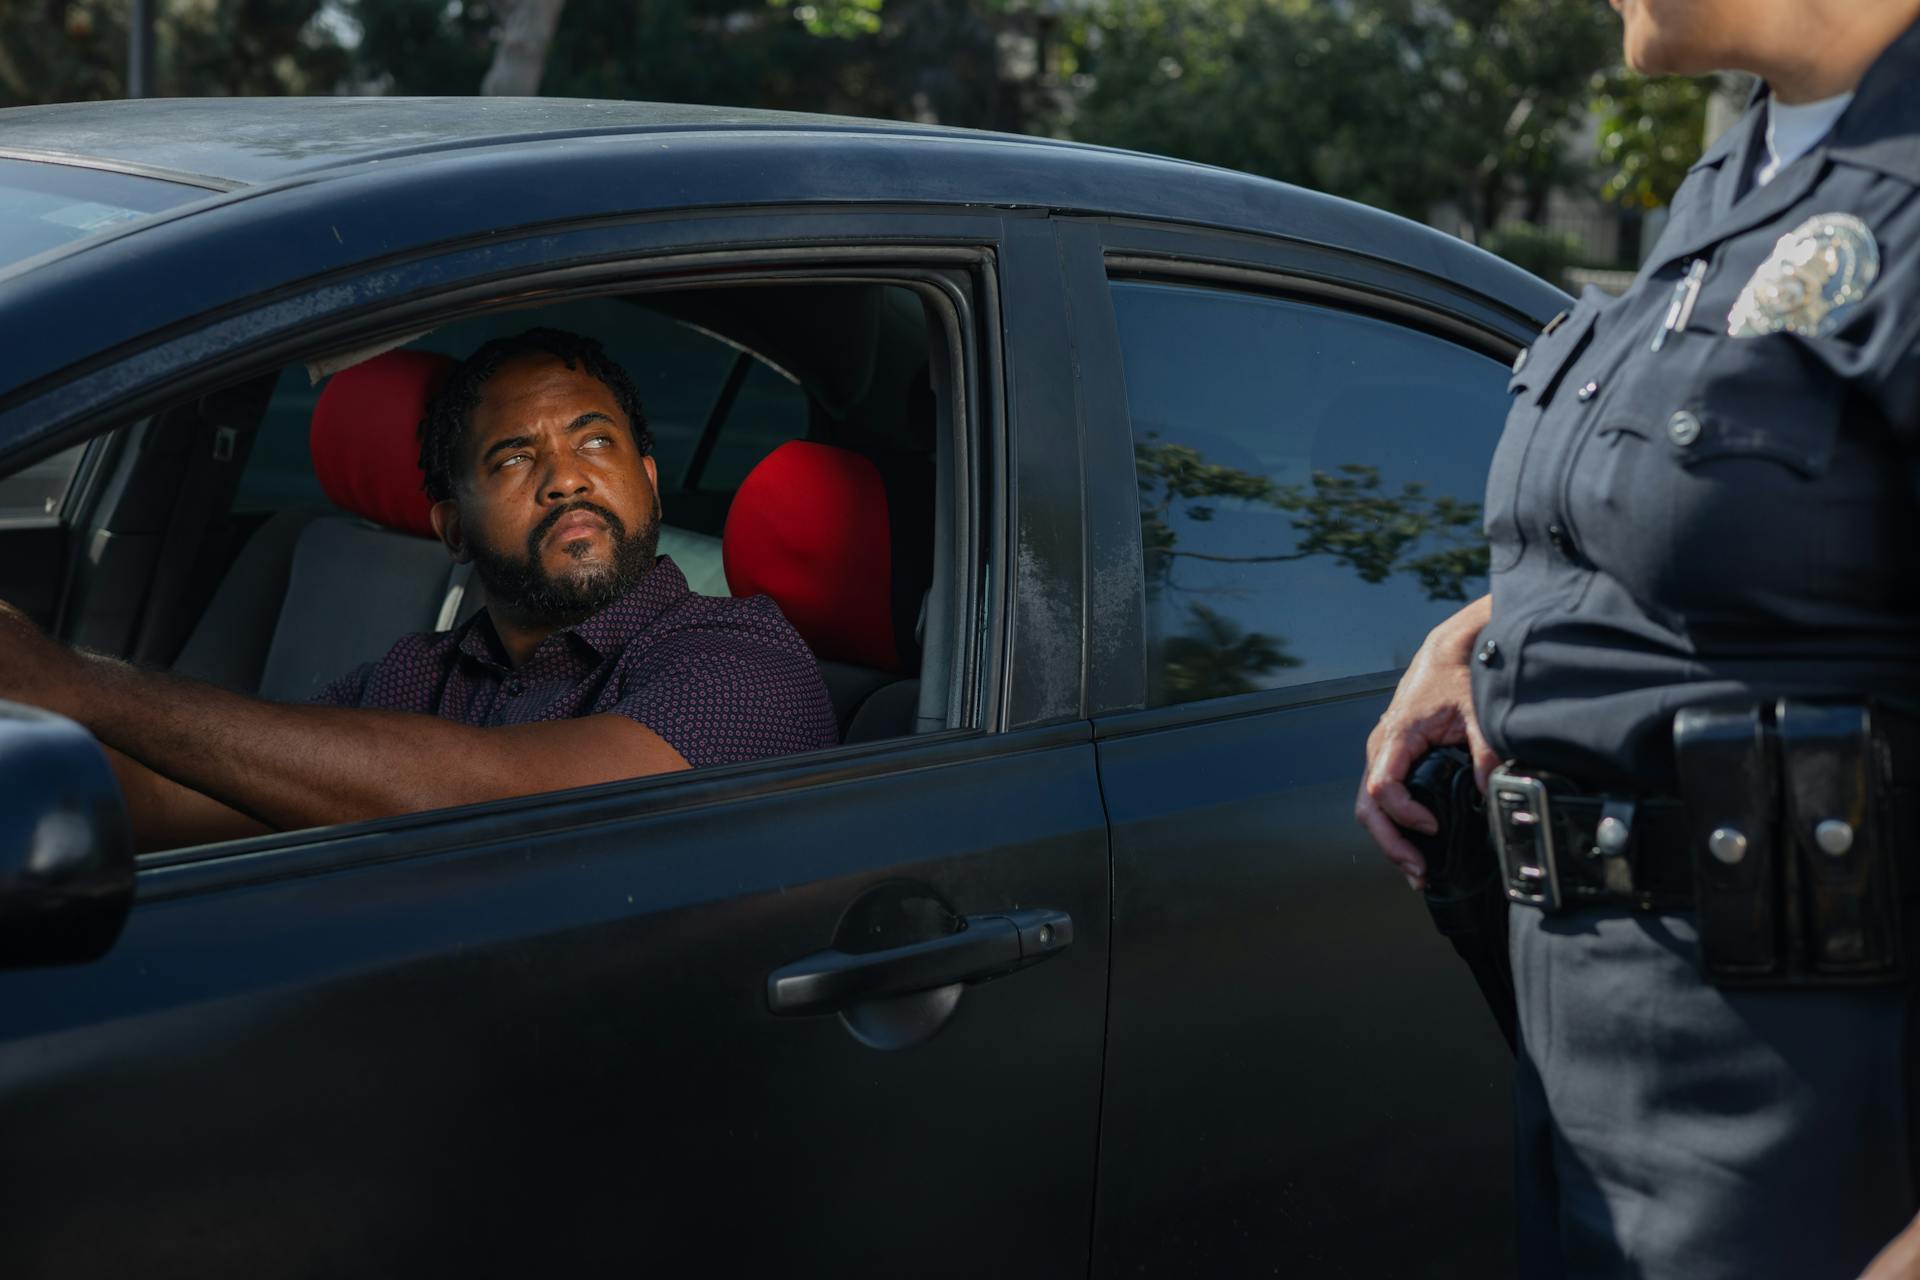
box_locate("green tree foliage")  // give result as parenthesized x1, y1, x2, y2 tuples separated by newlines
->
(347, 0, 1041, 131)
(1065, 0, 1617, 235)
(1591, 68, 1710, 209)
(1480, 220, 1581, 288)
(0, 0, 348, 105)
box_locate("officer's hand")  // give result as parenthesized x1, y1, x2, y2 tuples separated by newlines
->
(1355, 596, 1498, 887)
(1859, 1210, 1920, 1279)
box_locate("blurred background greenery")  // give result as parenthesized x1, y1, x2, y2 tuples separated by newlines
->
(2, 0, 1731, 281)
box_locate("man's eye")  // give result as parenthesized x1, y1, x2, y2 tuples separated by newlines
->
(496, 453, 530, 470)
(583, 433, 613, 448)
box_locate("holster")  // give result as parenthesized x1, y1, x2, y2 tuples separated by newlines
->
(1673, 700, 1904, 987)
(1406, 748, 1515, 1051)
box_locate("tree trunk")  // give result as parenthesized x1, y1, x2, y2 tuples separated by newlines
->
(481, 0, 567, 96)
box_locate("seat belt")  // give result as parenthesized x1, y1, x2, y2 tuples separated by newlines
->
(434, 561, 475, 632)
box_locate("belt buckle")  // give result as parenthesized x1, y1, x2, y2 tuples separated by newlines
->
(1489, 766, 1562, 911)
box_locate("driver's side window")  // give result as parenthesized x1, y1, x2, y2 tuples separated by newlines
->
(41, 273, 973, 855)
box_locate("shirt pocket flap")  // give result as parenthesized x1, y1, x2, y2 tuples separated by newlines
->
(1675, 335, 1844, 478)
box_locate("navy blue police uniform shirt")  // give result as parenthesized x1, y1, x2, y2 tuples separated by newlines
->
(313, 556, 841, 769)
(1471, 19, 1920, 792)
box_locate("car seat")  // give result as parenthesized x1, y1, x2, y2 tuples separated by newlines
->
(721, 440, 932, 743)
(172, 349, 729, 701)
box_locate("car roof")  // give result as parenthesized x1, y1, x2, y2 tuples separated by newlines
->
(0, 98, 1563, 450)
(1, 96, 1180, 190)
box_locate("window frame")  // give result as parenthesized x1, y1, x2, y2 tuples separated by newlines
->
(1065, 217, 1538, 727)
(0, 210, 1020, 879)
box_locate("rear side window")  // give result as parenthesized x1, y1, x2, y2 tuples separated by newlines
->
(1112, 280, 1510, 706)
(0, 159, 203, 272)
(0, 443, 86, 523)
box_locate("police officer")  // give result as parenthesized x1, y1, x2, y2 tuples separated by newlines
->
(1355, 1, 1920, 1275)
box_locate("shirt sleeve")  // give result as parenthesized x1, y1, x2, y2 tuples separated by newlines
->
(310, 662, 374, 707)
(603, 632, 837, 770)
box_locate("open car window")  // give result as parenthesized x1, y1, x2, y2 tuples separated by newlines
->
(30, 269, 975, 857)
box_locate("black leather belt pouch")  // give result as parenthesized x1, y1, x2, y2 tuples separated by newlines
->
(1778, 702, 1903, 982)
(1674, 705, 1781, 982)
(1675, 701, 1905, 986)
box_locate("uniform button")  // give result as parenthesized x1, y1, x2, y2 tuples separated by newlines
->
(1667, 410, 1703, 447)
(1708, 827, 1748, 864)
(1548, 523, 1572, 556)
(1476, 639, 1499, 666)
(1511, 348, 1529, 376)
(1814, 819, 1854, 856)
(1576, 381, 1599, 403)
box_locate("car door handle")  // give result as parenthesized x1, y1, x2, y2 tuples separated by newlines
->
(767, 908, 1073, 1016)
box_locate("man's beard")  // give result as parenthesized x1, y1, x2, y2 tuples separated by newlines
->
(467, 495, 661, 626)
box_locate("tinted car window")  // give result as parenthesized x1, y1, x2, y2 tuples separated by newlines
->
(0, 159, 203, 271)
(232, 299, 805, 515)
(1112, 280, 1510, 706)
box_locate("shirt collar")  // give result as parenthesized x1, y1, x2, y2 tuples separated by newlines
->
(454, 555, 692, 671)
(570, 555, 691, 657)
(1825, 13, 1920, 184)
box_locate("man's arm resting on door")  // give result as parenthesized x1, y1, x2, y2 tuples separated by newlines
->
(0, 602, 690, 839)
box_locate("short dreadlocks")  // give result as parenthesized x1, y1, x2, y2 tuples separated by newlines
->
(417, 327, 653, 503)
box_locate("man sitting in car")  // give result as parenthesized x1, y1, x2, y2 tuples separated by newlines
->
(0, 328, 839, 850)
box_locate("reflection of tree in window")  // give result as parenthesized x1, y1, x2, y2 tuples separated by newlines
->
(1137, 433, 1489, 696)
(1161, 603, 1300, 702)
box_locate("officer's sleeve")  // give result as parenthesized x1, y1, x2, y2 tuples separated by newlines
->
(1853, 236, 1920, 479)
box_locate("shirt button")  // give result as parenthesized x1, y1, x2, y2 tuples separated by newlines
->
(1548, 523, 1573, 557)
(1476, 639, 1499, 666)
(1576, 381, 1599, 403)
(1667, 410, 1703, 447)
(1511, 348, 1529, 376)
(506, 680, 524, 696)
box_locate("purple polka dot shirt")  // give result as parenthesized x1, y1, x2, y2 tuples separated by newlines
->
(313, 557, 839, 769)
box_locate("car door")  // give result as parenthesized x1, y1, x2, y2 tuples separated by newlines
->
(0, 207, 1109, 1277)
(1062, 219, 1549, 1275)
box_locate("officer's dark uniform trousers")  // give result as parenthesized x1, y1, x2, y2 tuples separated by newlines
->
(1468, 22, 1920, 1279)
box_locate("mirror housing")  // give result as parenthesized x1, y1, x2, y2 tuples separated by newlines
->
(0, 701, 133, 968)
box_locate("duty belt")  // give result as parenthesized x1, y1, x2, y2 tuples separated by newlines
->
(1490, 699, 1916, 987)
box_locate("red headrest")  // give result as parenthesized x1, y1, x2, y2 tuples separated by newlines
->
(723, 441, 900, 672)
(310, 349, 455, 539)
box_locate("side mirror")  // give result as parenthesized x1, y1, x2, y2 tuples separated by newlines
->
(0, 700, 133, 968)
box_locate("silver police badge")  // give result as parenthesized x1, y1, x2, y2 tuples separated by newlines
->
(1727, 212, 1880, 338)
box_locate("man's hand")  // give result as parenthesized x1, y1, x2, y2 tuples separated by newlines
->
(0, 598, 84, 716)
(1860, 1212, 1920, 1280)
(1355, 594, 1498, 888)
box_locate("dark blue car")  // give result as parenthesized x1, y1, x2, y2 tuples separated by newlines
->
(0, 98, 1557, 1276)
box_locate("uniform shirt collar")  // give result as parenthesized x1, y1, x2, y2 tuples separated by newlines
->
(455, 555, 692, 672)
(1689, 16, 1920, 186)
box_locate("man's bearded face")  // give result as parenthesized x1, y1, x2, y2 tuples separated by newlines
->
(467, 491, 661, 623)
